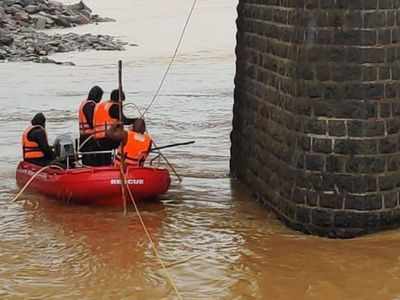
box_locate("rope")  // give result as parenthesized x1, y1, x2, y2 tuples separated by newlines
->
(14, 163, 183, 299)
(141, 0, 198, 117)
(122, 102, 183, 181)
(152, 141, 182, 182)
(164, 254, 200, 269)
(123, 103, 142, 116)
(122, 172, 183, 300)
(14, 161, 182, 297)
(12, 165, 64, 202)
(78, 134, 94, 151)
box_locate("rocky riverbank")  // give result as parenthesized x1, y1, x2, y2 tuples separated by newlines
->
(0, 0, 126, 65)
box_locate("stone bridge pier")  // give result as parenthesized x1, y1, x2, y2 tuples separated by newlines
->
(231, 0, 400, 237)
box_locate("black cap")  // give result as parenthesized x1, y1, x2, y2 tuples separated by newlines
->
(110, 89, 126, 102)
(31, 113, 46, 126)
(87, 86, 104, 103)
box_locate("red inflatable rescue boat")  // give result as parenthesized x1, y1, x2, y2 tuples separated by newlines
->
(16, 161, 171, 206)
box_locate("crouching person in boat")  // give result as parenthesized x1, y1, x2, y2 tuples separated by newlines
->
(109, 118, 152, 168)
(22, 113, 55, 166)
(93, 89, 137, 166)
(78, 85, 104, 166)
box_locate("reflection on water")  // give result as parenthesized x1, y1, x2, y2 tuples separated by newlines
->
(2, 0, 400, 299)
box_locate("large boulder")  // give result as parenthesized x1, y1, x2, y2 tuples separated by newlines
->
(52, 15, 72, 27)
(79, 8, 91, 18)
(4, 0, 19, 7)
(14, 0, 29, 7)
(14, 10, 29, 22)
(66, 1, 92, 14)
(0, 7, 5, 19)
(48, 1, 63, 10)
(68, 14, 89, 25)
(38, 3, 48, 12)
(24, 5, 39, 14)
(31, 14, 50, 29)
(5, 5, 20, 14)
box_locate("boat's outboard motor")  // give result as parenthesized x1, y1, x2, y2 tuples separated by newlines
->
(54, 134, 76, 168)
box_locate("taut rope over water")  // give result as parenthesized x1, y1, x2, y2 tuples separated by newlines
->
(141, 0, 198, 117)
(123, 102, 185, 182)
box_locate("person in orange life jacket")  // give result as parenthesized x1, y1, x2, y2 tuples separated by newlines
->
(22, 113, 55, 166)
(93, 89, 137, 165)
(78, 86, 103, 166)
(113, 118, 152, 168)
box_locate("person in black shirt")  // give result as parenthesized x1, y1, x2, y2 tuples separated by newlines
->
(95, 89, 137, 165)
(108, 89, 137, 124)
(81, 86, 103, 134)
(79, 86, 104, 166)
(22, 113, 55, 166)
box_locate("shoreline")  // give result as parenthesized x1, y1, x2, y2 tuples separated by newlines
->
(0, 0, 126, 65)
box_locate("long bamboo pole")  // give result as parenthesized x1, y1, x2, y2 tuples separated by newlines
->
(117, 60, 128, 215)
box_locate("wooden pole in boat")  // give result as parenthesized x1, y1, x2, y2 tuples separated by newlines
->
(118, 60, 128, 215)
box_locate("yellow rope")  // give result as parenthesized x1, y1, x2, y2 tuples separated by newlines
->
(141, 0, 198, 117)
(12, 165, 64, 202)
(164, 254, 200, 269)
(13, 163, 183, 299)
(122, 172, 183, 300)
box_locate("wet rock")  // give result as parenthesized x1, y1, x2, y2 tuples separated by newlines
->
(79, 8, 91, 18)
(15, 0, 30, 7)
(37, 3, 47, 12)
(5, 5, 20, 14)
(31, 14, 48, 29)
(66, 1, 91, 14)
(48, 1, 63, 9)
(91, 15, 115, 23)
(65, 14, 89, 25)
(3, 0, 14, 6)
(52, 15, 72, 27)
(0, 30, 14, 46)
(15, 10, 30, 22)
(24, 5, 40, 14)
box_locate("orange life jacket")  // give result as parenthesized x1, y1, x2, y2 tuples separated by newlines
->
(78, 99, 96, 136)
(115, 131, 152, 167)
(22, 125, 46, 159)
(93, 101, 119, 139)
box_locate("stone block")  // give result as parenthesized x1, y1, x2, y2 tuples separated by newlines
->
(379, 136, 398, 154)
(326, 155, 347, 173)
(305, 153, 325, 171)
(334, 211, 379, 228)
(296, 206, 311, 224)
(345, 194, 382, 210)
(346, 156, 385, 173)
(311, 208, 333, 227)
(312, 138, 333, 154)
(319, 192, 344, 209)
(328, 120, 346, 137)
(347, 120, 385, 137)
(378, 174, 400, 191)
(383, 192, 398, 209)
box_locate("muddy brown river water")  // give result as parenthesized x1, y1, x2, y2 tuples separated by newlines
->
(2, 1, 400, 299)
